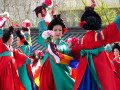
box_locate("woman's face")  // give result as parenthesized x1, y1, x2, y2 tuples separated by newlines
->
(16, 37, 23, 46)
(52, 25, 62, 40)
(114, 48, 120, 57)
(7, 35, 13, 45)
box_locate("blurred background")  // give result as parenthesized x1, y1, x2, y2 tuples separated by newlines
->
(1, 0, 120, 54)
(1, 0, 120, 27)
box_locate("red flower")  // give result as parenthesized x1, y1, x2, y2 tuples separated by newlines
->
(79, 21, 87, 28)
(51, 9, 54, 15)
(0, 17, 3, 21)
(55, 4, 58, 6)
(45, 0, 52, 6)
(12, 22, 15, 27)
(91, 0, 95, 3)
(91, 3, 96, 7)
(39, 52, 44, 57)
(62, 27, 67, 34)
(26, 23, 31, 27)
(15, 24, 20, 27)
(71, 38, 79, 46)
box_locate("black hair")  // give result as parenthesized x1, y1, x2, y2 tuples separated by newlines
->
(81, 7, 102, 30)
(22, 27, 29, 31)
(3, 26, 14, 43)
(16, 30, 28, 45)
(48, 17, 65, 31)
(112, 43, 120, 52)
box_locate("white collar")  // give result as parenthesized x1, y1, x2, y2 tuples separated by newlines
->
(3, 43, 11, 51)
(113, 55, 120, 60)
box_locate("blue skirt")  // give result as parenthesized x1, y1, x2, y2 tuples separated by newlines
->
(78, 66, 98, 90)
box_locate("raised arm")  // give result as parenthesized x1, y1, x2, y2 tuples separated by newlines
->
(36, 13, 49, 48)
(0, 28, 3, 54)
(37, 18, 49, 48)
(101, 15, 120, 45)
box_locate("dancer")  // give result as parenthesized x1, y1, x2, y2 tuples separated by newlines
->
(71, 6, 120, 90)
(16, 29, 32, 90)
(111, 43, 120, 73)
(34, 8, 75, 89)
(0, 13, 33, 90)
(111, 43, 120, 90)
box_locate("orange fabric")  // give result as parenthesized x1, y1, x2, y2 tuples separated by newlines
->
(46, 22, 49, 27)
(71, 68, 78, 80)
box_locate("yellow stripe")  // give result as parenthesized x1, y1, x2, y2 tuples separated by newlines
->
(100, 31, 105, 40)
(95, 33, 98, 42)
(81, 36, 84, 44)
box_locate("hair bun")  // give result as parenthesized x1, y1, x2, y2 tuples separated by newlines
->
(9, 26, 14, 33)
(53, 14, 61, 19)
(85, 6, 94, 11)
(15, 30, 21, 35)
(22, 27, 29, 31)
(87, 16, 96, 26)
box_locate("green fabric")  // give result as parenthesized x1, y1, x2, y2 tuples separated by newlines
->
(112, 61, 114, 65)
(37, 20, 74, 90)
(0, 51, 13, 57)
(117, 65, 120, 67)
(80, 46, 105, 90)
(20, 45, 30, 56)
(24, 33, 29, 45)
(106, 44, 112, 54)
(114, 15, 120, 33)
(43, 39, 74, 90)
(0, 28, 3, 39)
(37, 20, 48, 48)
(25, 57, 31, 64)
(56, 39, 69, 55)
(17, 45, 32, 90)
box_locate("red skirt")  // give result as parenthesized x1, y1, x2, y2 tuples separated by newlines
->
(39, 57, 56, 90)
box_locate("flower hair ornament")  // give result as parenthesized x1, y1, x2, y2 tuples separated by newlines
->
(79, 21, 87, 28)
(22, 19, 31, 28)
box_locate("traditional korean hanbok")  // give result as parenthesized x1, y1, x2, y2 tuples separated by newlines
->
(17, 32, 34, 90)
(0, 28, 32, 90)
(71, 8, 120, 90)
(37, 19, 74, 90)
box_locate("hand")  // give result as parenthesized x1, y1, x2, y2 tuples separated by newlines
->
(32, 58, 38, 67)
(30, 59, 34, 64)
(38, 13, 42, 19)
